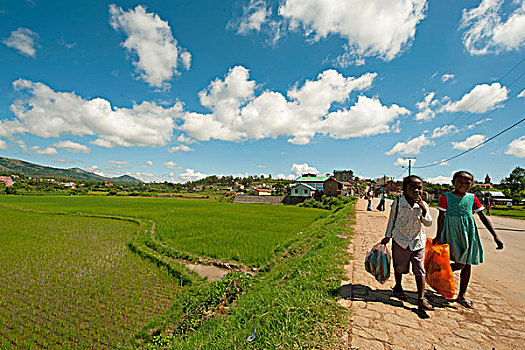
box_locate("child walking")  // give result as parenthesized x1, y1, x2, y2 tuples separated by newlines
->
(381, 175, 434, 311)
(433, 171, 504, 309)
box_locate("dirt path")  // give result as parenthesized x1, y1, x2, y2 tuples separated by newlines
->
(338, 199, 525, 350)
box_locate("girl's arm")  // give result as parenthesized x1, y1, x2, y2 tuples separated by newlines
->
(477, 211, 504, 249)
(380, 200, 397, 245)
(433, 211, 445, 245)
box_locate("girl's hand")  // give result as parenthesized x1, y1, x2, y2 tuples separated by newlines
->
(495, 238, 504, 250)
(432, 236, 440, 245)
(380, 237, 390, 245)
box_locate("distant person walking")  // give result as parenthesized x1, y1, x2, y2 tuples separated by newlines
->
(483, 194, 492, 216)
(366, 194, 373, 211)
(376, 192, 386, 211)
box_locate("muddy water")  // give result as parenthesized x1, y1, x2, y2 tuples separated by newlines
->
(180, 261, 231, 282)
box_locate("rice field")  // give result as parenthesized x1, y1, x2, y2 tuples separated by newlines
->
(0, 196, 323, 266)
(0, 206, 179, 349)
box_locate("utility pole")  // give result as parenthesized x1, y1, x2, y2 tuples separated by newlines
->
(403, 157, 416, 176)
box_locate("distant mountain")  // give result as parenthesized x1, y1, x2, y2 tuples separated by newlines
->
(0, 157, 142, 183)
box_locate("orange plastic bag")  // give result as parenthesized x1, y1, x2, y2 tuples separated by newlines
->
(424, 238, 455, 299)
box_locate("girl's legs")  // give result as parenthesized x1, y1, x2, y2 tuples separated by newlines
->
(416, 276, 434, 310)
(394, 271, 403, 290)
(457, 265, 472, 300)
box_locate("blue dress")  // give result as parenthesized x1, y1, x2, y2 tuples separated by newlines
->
(441, 192, 483, 265)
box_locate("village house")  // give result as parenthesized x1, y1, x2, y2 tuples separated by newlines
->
(475, 174, 494, 189)
(295, 174, 343, 197)
(254, 188, 272, 196)
(290, 183, 315, 197)
(0, 176, 14, 187)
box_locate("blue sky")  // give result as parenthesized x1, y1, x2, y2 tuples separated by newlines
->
(0, 0, 524, 184)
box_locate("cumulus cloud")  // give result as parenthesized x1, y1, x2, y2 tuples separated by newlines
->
(441, 82, 508, 113)
(505, 136, 525, 158)
(441, 73, 455, 82)
(163, 161, 182, 169)
(291, 163, 318, 176)
(180, 66, 407, 145)
(168, 144, 194, 152)
(431, 125, 458, 138)
(9, 79, 181, 148)
(3, 27, 39, 57)
(518, 89, 525, 98)
(30, 145, 58, 156)
(145, 161, 153, 166)
(452, 134, 487, 150)
(178, 168, 208, 183)
(426, 175, 452, 184)
(52, 140, 91, 154)
(109, 4, 191, 88)
(461, 0, 525, 55)
(278, 0, 427, 64)
(386, 134, 433, 156)
(109, 160, 131, 164)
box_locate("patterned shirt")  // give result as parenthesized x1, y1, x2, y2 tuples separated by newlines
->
(384, 196, 433, 251)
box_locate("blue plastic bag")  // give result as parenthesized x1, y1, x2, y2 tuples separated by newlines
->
(364, 243, 391, 284)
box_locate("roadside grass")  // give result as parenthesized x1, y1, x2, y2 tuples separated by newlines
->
(490, 207, 525, 220)
(0, 196, 323, 267)
(139, 199, 356, 349)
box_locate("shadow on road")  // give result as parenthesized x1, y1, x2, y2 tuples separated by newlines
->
(339, 283, 457, 319)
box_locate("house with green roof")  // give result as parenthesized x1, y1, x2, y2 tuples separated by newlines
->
(294, 174, 342, 197)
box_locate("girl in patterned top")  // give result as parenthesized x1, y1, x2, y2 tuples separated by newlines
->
(433, 171, 503, 309)
(381, 175, 434, 311)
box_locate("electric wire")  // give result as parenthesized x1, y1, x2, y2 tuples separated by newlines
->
(412, 116, 525, 169)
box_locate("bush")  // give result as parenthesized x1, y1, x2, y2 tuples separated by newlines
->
(300, 196, 355, 211)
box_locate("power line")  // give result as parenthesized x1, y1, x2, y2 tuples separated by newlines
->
(413, 116, 525, 169)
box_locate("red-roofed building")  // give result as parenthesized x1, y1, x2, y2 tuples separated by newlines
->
(255, 188, 272, 196)
(0, 176, 13, 187)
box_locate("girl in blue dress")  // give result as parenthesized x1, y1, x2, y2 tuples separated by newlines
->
(433, 171, 503, 309)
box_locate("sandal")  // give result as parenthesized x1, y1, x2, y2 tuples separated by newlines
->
(392, 287, 408, 301)
(418, 298, 435, 311)
(457, 299, 475, 309)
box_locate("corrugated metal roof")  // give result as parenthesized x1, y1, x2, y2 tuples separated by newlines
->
(295, 176, 330, 182)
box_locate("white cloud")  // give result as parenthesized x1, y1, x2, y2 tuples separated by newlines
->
(107, 165, 131, 171)
(168, 144, 194, 152)
(415, 92, 436, 120)
(109, 4, 191, 88)
(10, 79, 181, 148)
(85, 165, 104, 175)
(518, 89, 525, 98)
(426, 175, 452, 184)
(461, 0, 525, 55)
(30, 145, 58, 156)
(176, 134, 196, 144)
(3, 27, 39, 57)
(52, 140, 91, 154)
(431, 125, 458, 138)
(109, 160, 131, 164)
(178, 168, 208, 183)
(386, 134, 433, 156)
(235, 0, 270, 34)
(145, 161, 153, 166)
(279, 0, 427, 63)
(441, 73, 455, 82)
(0, 139, 6, 150)
(467, 118, 491, 129)
(436, 159, 450, 166)
(257, 165, 266, 168)
(291, 163, 318, 177)
(180, 66, 406, 145)
(452, 134, 487, 150)
(393, 158, 416, 166)
(275, 173, 297, 180)
(441, 82, 508, 113)
(505, 136, 525, 158)
(163, 161, 182, 169)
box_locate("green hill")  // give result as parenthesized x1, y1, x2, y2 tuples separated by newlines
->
(0, 157, 142, 183)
